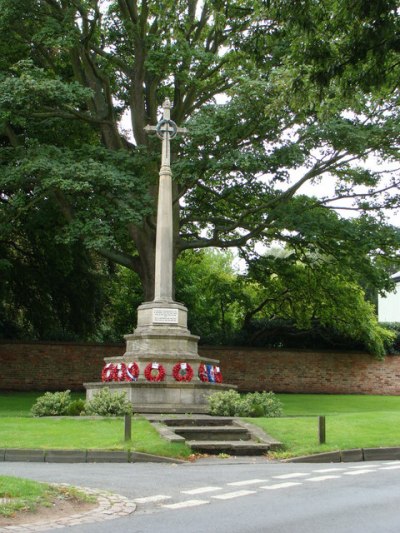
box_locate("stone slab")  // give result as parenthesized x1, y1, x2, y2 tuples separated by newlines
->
(236, 419, 282, 450)
(288, 451, 342, 463)
(363, 447, 400, 461)
(0, 449, 5, 461)
(151, 422, 186, 443)
(86, 450, 130, 463)
(341, 449, 363, 462)
(45, 450, 87, 463)
(4, 449, 45, 462)
(188, 440, 271, 456)
(130, 451, 185, 463)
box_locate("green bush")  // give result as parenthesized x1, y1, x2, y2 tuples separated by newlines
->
(66, 399, 86, 416)
(30, 390, 72, 417)
(208, 390, 283, 418)
(83, 388, 133, 416)
(235, 392, 283, 417)
(208, 390, 240, 417)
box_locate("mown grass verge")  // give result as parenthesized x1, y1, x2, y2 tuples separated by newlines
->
(0, 416, 192, 459)
(2, 392, 400, 459)
(248, 394, 400, 458)
(0, 475, 94, 518)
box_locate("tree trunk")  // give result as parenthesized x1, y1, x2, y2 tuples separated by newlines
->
(130, 222, 156, 301)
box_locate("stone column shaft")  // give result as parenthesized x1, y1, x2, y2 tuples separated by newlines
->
(154, 103, 173, 302)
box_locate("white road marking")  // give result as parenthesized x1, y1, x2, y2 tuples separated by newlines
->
(227, 479, 268, 486)
(212, 490, 256, 500)
(313, 468, 345, 473)
(344, 469, 376, 476)
(380, 465, 400, 470)
(163, 499, 209, 509)
(273, 473, 308, 479)
(261, 482, 302, 490)
(134, 494, 172, 503)
(182, 486, 222, 495)
(349, 464, 379, 469)
(306, 475, 341, 482)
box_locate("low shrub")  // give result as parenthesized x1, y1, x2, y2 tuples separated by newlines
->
(66, 399, 86, 416)
(30, 390, 72, 417)
(235, 392, 283, 417)
(83, 388, 133, 417)
(208, 389, 240, 417)
(208, 390, 282, 418)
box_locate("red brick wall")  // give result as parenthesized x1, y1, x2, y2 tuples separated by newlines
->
(0, 341, 123, 391)
(207, 347, 400, 395)
(1, 341, 400, 394)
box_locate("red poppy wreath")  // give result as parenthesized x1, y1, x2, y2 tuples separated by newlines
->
(172, 362, 194, 382)
(126, 362, 139, 382)
(144, 362, 166, 382)
(101, 363, 115, 382)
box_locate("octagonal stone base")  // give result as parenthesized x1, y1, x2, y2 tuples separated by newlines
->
(84, 381, 235, 414)
(84, 299, 235, 414)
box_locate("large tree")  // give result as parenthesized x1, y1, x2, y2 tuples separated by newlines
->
(1, 0, 399, 302)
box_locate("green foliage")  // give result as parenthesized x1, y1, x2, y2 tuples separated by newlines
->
(380, 323, 400, 355)
(30, 390, 72, 417)
(235, 392, 283, 418)
(66, 399, 86, 417)
(241, 244, 397, 357)
(176, 249, 243, 344)
(208, 390, 239, 417)
(208, 390, 282, 418)
(83, 388, 133, 417)
(0, 0, 399, 340)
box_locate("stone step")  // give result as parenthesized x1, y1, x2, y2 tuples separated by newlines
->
(168, 425, 251, 441)
(133, 405, 209, 414)
(188, 440, 271, 456)
(162, 416, 235, 427)
(144, 414, 282, 456)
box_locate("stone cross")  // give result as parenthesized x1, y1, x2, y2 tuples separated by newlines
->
(144, 99, 188, 302)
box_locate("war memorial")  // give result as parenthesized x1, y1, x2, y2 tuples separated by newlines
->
(84, 99, 233, 413)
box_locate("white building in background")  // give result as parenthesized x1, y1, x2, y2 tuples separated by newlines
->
(378, 272, 400, 322)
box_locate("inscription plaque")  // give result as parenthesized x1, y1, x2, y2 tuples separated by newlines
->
(152, 308, 179, 324)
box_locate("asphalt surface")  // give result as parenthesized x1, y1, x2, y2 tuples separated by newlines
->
(1, 458, 400, 532)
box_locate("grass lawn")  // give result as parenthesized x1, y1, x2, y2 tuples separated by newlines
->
(248, 393, 400, 459)
(0, 392, 191, 459)
(0, 392, 85, 417)
(0, 416, 191, 458)
(0, 475, 94, 518)
(277, 393, 400, 415)
(2, 392, 400, 459)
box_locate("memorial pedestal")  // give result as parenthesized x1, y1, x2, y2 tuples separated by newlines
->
(84, 300, 235, 413)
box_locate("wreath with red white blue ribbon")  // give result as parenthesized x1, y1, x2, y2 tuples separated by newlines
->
(144, 362, 166, 382)
(101, 363, 115, 382)
(101, 362, 140, 382)
(126, 362, 139, 382)
(198, 363, 223, 383)
(114, 362, 127, 382)
(172, 362, 194, 382)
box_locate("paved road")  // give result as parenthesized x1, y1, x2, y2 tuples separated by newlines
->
(1, 459, 400, 532)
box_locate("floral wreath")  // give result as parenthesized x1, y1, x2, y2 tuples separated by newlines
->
(144, 362, 166, 382)
(125, 362, 139, 382)
(214, 366, 223, 383)
(114, 362, 127, 382)
(101, 363, 115, 382)
(172, 362, 194, 382)
(198, 363, 223, 383)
